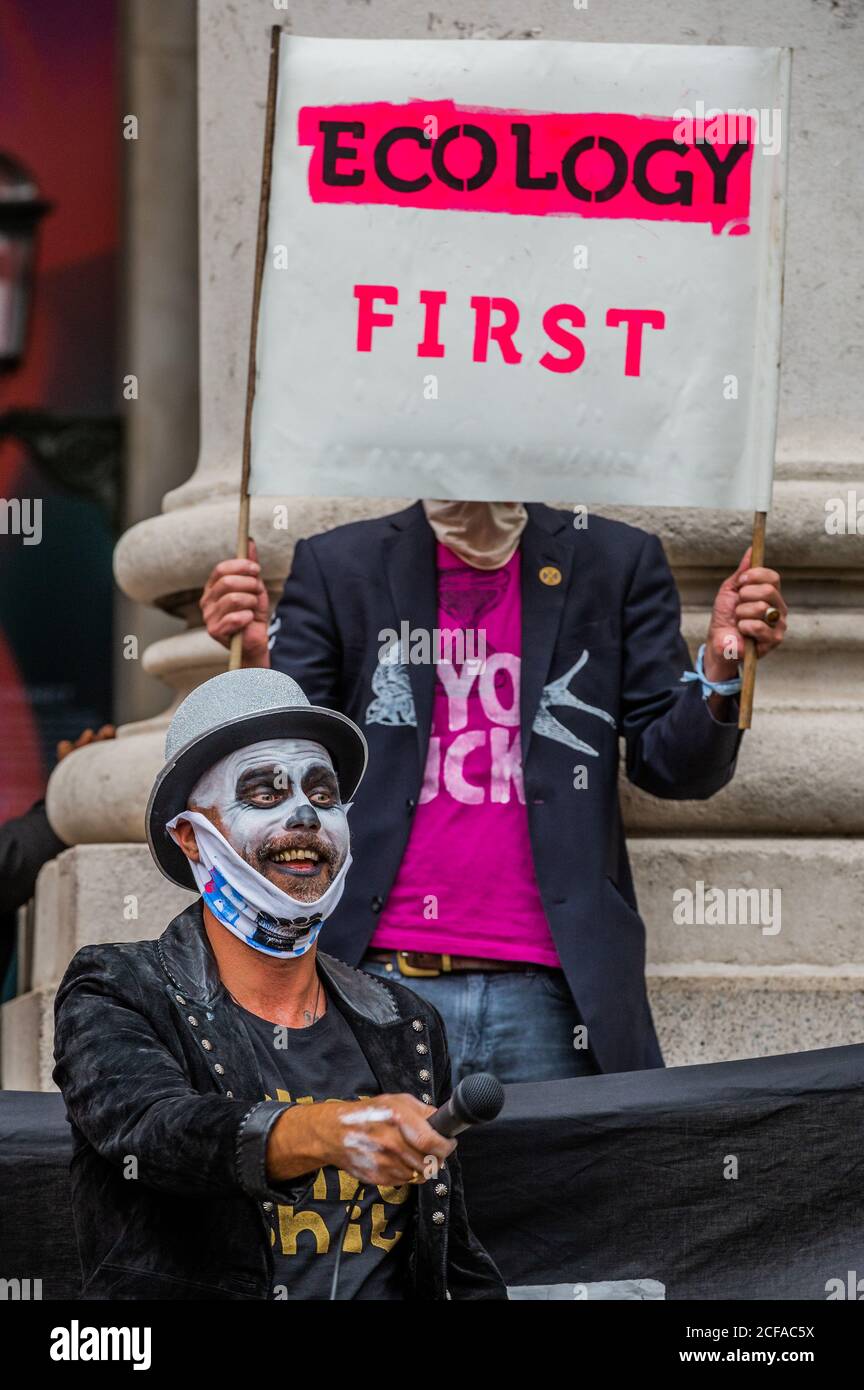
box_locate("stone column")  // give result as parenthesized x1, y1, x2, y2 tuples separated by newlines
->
(114, 0, 201, 729)
(4, 0, 862, 1088)
(0, 0, 205, 1085)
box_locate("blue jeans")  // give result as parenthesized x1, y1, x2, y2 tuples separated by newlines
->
(362, 958, 598, 1085)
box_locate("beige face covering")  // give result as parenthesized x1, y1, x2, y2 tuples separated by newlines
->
(422, 500, 528, 570)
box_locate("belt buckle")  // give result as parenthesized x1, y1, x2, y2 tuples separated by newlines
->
(397, 951, 442, 978)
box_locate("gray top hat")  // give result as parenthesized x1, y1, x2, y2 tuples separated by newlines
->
(146, 668, 368, 890)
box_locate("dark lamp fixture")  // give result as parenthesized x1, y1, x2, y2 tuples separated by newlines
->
(0, 153, 51, 372)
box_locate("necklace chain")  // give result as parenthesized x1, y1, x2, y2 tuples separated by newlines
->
(228, 973, 322, 1027)
(304, 975, 323, 1027)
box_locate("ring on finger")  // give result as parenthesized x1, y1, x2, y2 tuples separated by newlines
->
(764, 605, 781, 627)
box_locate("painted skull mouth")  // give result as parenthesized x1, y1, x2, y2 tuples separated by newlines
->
(252, 910, 323, 951)
(258, 835, 333, 880)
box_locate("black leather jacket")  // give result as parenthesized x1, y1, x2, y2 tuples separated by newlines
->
(52, 903, 506, 1301)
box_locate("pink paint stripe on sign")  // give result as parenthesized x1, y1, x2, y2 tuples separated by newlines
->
(297, 100, 755, 234)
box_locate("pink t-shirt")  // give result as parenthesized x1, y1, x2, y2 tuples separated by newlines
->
(371, 543, 560, 966)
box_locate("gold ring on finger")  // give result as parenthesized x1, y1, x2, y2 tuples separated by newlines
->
(764, 606, 781, 627)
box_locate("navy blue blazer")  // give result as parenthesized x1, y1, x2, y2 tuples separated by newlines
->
(270, 502, 742, 1074)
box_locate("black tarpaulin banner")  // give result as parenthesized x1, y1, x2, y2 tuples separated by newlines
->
(1, 1044, 862, 1300)
(460, 1043, 864, 1299)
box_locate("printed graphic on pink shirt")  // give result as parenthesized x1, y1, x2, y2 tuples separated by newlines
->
(372, 544, 560, 966)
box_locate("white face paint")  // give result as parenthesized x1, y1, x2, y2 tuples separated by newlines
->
(340, 1107, 394, 1126)
(189, 739, 349, 904)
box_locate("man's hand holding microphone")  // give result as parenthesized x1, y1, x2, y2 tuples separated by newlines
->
(267, 1095, 456, 1188)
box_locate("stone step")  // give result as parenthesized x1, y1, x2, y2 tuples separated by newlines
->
(6, 967, 864, 1092)
(6, 838, 862, 1089)
(621, 714, 864, 833)
(27, 845, 195, 993)
(1, 988, 56, 1093)
(23, 834, 864, 996)
(649, 965, 864, 1068)
(631, 837, 864, 966)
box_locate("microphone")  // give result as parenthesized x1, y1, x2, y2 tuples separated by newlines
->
(428, 1071, 504, 1138)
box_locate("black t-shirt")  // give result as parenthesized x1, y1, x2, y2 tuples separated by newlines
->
(238, 992, 414, 1300)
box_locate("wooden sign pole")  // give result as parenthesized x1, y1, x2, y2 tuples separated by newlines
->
(737, 509, 767, 730)
(229, 24, 283, 672)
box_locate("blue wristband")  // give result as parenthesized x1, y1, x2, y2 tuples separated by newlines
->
(680, 643, 742, 701)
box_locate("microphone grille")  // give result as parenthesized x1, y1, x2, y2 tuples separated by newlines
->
(460, 1071, 504, 1124)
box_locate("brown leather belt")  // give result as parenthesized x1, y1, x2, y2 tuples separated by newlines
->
(364, 949, 557, 978)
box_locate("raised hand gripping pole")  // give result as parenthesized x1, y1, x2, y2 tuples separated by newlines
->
(737, 510, 767, 731)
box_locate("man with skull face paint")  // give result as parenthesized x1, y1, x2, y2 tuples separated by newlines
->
(169, 738, 354, 959)
(53, 669, 505, 1301)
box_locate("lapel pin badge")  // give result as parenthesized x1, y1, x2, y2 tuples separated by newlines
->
(539, 565, 562, 586)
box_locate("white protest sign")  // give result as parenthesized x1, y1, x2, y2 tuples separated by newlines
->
(251, 37, 789, 509)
